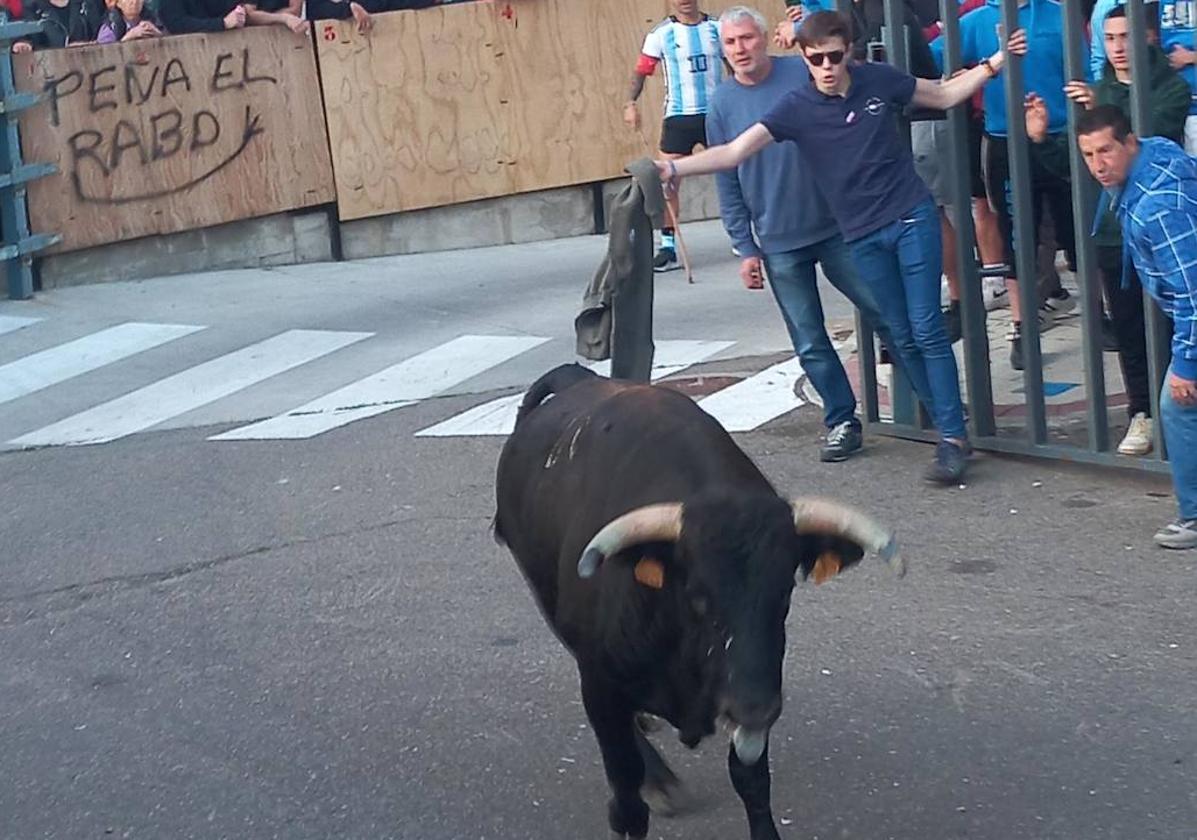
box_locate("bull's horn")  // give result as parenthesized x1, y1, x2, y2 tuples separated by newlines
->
(789, 497, 904, 578)
(577, 503, 683, 579)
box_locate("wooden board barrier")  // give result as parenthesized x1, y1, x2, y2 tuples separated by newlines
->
(316, 0, 673, 221)
(15, 27, 336, 255)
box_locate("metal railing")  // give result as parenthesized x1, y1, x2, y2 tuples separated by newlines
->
(839, 0, 1172, 474)
(0, 15, 60, 300)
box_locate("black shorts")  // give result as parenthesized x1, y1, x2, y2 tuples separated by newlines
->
(660, 114, 707, 155)
(968, 117, 986, 199)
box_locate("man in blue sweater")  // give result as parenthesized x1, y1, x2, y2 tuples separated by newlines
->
(1078, 105, 1197, 548)
(707, 5, 902, 462)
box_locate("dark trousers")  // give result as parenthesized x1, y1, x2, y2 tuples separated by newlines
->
(982, 134, 1078, 285)
(1097, 245, 1167, 419)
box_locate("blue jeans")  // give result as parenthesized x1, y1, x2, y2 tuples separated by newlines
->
(1160, 364, 1197, 519)
(763, 234, 899, 429)
(848, 198, 966, 441)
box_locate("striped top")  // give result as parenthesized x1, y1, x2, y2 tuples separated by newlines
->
(640, 15, 724, 118)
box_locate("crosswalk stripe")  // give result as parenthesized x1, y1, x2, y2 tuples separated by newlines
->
(9, 329, 371, 448)
(210, 334, 549, 441)
(0, 315, 41, 336)
(0, 322, 204, 407)
(697, 357, 807, 432)
(414, 339, 736, 438)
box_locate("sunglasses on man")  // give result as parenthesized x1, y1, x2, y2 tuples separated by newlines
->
(805, 49, 845, 67)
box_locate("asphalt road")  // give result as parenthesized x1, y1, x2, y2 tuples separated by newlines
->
(2, 230, 1195, 839)
(3, 391, 1196, 840)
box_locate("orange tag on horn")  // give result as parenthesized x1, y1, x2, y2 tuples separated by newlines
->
(811, 552, 842, 585)
(634, 557, 665, 589)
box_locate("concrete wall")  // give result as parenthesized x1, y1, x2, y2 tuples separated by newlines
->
(342, 175, 720, 260)
(36, 210, 335, 290)
(32, 176, 722, 288)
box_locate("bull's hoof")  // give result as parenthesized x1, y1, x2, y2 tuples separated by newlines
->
(641, 777, 698, 818)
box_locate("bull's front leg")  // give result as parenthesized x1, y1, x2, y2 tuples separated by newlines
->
(581, 673, 650, 839)
(728, 740, 781, 840)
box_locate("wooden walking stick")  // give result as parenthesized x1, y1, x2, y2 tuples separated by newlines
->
(637, 127, 695, 284)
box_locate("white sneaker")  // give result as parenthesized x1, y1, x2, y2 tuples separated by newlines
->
(1118, 412, 1153, 456)
(982, 277, 1009, 311)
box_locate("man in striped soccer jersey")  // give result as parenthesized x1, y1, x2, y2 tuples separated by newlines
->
(624, 0, 724, 272)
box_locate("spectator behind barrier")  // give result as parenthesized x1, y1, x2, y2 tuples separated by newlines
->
(1027, 3, 1186, 458)
(158, 0, 309, 35)
(1091, 3, 1197, 152)
(97, 0, 164, 42)
(15, 0, 102, 50)
(931, 0, 1083, 373)
(1075, 106, 1197, 549)
(306, 0, 438, 36)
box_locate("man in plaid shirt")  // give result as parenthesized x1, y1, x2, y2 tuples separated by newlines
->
(1078, 104, 1197, 548)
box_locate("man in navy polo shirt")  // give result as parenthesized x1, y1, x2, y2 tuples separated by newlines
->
(657, 9, 1026, 484)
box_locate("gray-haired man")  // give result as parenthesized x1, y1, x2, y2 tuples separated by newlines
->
(708, 5, 898, 461)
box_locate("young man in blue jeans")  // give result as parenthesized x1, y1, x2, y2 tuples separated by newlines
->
(657, 10, 1025, 484)
(708, 6, 907, 462)
(1077, 105, 1197, 548)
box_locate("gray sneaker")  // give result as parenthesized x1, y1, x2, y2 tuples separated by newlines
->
(820, 421, 863, 462)
(1154, 519, 1197, 550)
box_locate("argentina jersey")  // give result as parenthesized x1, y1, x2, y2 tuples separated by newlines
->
(640, 15, 725, 117)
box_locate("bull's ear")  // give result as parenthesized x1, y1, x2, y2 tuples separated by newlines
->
(797, 536, 865, 584)
(633, 555, 666, 589)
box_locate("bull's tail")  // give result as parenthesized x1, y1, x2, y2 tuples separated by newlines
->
(515, 363, 597, 427)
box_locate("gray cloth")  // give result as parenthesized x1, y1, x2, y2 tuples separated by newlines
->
(574, 158, 666, 383)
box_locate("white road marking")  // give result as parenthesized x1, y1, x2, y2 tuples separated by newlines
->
(11, 329, 370, 447)
(0, 322, 203, 406)
(211, 334, 548, 441)
(697, 357, 807, 432)
(414, 339, 735, 437)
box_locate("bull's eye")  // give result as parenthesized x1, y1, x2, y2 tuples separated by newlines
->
(691, 595, 709, 617)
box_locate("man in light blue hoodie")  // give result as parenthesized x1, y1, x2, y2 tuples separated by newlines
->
(1091, 1, 1197, 153)
(1078, 105, 1197, 548)
(931, 0, 1083, 371)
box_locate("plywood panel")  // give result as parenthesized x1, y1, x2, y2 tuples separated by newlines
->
(315, 3, 512, 220)
(500, 0, 667, 194)
(15, 27, 335, 255)
(316, 0, 788, 222)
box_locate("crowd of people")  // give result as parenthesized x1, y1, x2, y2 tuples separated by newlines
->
(3, 0, 440, 50)
(629, 0, 1197, 547)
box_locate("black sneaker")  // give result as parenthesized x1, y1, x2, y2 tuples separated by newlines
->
(653, 247, 679, 273)
(924, 440, 970, 485)
(1101, 317, 1119, 352)
(942, 301, 962, 344)
(1009, 330, 1023, 371)
(820, 421, 863, 462)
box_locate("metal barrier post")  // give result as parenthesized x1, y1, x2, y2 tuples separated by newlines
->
(881, 0, 921, 429)
(939, 0, 996, 438)
(1062, 0, 1111, 452)
(1127, 0, 1172, 460)
(1000, 0, 1048, 444)
(0, 16, 60, 300)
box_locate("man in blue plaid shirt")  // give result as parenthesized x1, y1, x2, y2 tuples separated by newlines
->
(1078, 104, 1197, 548)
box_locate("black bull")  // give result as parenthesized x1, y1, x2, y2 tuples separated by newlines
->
(493, 364, 904, 839)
